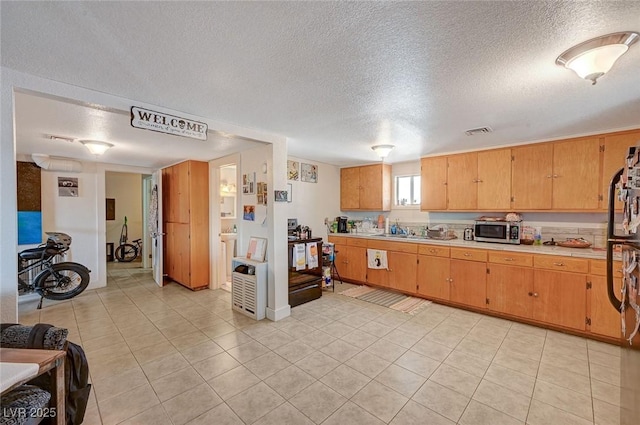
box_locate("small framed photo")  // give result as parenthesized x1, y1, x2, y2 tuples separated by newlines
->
(243, 205, 255, 221)
(301, 163, 318, 183)
(274, 190, 287, 202)
(58, 177, 79, 197)
(242, 172, 256, 195)
(246, 236, 267, 262)
(287, 160, 299, 180)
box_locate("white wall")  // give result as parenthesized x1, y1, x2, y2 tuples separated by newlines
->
(284, 156, 341, 239)
(105, 172, 143, 246)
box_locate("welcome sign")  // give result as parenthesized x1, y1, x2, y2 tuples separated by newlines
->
(131, 106, 208, 140)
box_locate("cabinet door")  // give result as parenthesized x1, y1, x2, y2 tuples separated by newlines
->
(359, 164, 390, 210)
(174, 161, 191, 223)
(421, 157, 447, 210)
(552, 137, 600, 209)
(478, 149, 512, 210)
(533, 270, 586, 330)
(417, 255, 450, 300)
(389, 251, 417, 293)
(345, 246, 367, 283)
(340, 167, 360, 210)
(447, 153, 478, 210)
(486, 264, 534, 318)
(589, 275, 621, 338)
(512, 144, 553, 209)
(602, 130, 640, 211)
(450, 259, 486, 309)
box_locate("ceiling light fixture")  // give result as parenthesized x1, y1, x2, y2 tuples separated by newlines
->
(556, 31, 639, 85)
(371, 144, 395, 159)
(80, 140, 113, 155)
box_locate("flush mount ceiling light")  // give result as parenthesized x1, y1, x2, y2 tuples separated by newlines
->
(371, 144, 395, 159)
(80, 140, 113, 155)
(556, 31, 639, 85)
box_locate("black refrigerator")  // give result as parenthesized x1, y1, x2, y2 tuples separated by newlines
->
(606, 145, 640, 425)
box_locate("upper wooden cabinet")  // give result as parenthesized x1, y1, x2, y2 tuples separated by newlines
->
(421, 129, 638, 212)
(340, 164, 391, 211)
(421, 156, 447, 211)
(511, 143, 553, 210)
(602, 130, 640, 211)
(511, 137, 599, 210)
(163, 160, 209, 290)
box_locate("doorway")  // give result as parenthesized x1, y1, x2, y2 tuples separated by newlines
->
(105, 171, 149, 271)
(219, 164, 238, 292)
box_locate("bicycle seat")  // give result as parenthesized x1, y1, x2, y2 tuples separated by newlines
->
(19, 247, 48, 260)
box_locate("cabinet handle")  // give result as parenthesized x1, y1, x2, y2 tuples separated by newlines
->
(389, 269, 393, 272)
(553, 174, 560, 178)
(546, 175, 552, 178)
(463, 253, 472, 257)
(528, 292, 539, 297)
(533, 292, 539, 297)
(477, 179, 483, 183)
(429, 249, 437, 254)
(553, 262, 565, 267)
(504, 258, 514, 261)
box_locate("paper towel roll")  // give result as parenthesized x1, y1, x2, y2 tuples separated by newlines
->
(385, 218, 390, 234)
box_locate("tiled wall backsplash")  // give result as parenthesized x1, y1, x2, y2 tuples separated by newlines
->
(395, 222, 608, 248)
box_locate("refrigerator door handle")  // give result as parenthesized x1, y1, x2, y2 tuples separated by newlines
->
(607, 167, 624, 311)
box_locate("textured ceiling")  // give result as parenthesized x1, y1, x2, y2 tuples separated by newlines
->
(2, 1, 640, 167)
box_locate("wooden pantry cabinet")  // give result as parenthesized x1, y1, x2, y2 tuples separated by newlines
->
(340, 164, 391, 211)
(162, 160, 209, 290)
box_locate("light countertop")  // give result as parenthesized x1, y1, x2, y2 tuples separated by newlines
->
(328, 233, 614, 260)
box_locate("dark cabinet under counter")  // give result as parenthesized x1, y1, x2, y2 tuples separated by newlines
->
(288, 237, 323, 307)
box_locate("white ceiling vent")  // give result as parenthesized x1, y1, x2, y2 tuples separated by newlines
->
(465, 127, 493, 136)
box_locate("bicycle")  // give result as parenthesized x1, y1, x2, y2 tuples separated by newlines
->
(115, 238, 142, 262)
(18, 232, 91, 309)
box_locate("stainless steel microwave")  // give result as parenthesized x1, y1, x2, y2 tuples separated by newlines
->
(474, 220, 521, 244)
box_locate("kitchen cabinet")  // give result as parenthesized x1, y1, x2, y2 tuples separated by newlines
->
(552, 137, 600, 209)
(533, 269, 587, 331)
(447, 153, 477, 210)
(450, 258, 487, 309)
(589, 259, 623, 339)
(486, 263, 534, 319)
(328, 236, 367, 283)
(340, 164, 391, 211)
(602, 130, 640, 211)
(366, 240, 417, 292)
(417, 245, 450, 300)
(420, 156, 447, 211)
(446, 149, 512, 210)
(162, 160, 209, 290)
(511, 137, 600, 210)
(511, 143, 553, 210)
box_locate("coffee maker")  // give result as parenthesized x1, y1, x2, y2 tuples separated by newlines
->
(337, 216, 348, 233)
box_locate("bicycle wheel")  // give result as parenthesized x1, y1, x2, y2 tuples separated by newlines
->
(115, 243, 138, 262)
(36, 262, 90, 300)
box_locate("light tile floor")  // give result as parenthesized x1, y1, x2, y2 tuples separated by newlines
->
(18, 267, 623, 425)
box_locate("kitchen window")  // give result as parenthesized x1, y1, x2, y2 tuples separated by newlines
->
(395, 175, 421, 206)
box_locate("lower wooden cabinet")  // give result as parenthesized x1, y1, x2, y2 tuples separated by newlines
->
(486, 263, 534, 319)
(533, 269, 587, 331)
(388, 251, 418, 293)
(417, 255, 450, 300)
(450, 259, 487, 309)
(589, 275, 620, 338)
(335, 244, 367, 283)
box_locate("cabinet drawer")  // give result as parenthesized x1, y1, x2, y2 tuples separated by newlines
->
(450, 247, 487, 262)
(590, 259, 622, 277)
(367, 239, 418, 254)
(418, 244, 450, 257)
(347, 238, 369, 247)
(534, 255, 588, 273)
(328, 236, 347, 245)
(488, 251, 533, 267)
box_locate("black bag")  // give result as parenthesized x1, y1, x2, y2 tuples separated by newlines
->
(26, 324, 92, 425)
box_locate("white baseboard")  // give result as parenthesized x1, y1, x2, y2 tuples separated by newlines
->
(266, 305, 291, 322)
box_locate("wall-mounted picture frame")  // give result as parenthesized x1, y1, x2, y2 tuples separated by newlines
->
(106, 198, 116, 220)
(242, 172, 256, 194)
(274, 190, 287, 202)
(287, 160, 299, 180)
(301, 163, 318, 183)
(58, 177, 79, 197)
(243, 205, 255, 221)
(246, 236, 267, 262)
(287, 183, 292, 202)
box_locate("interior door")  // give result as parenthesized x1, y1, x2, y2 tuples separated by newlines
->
(151, 170, 164, 286)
